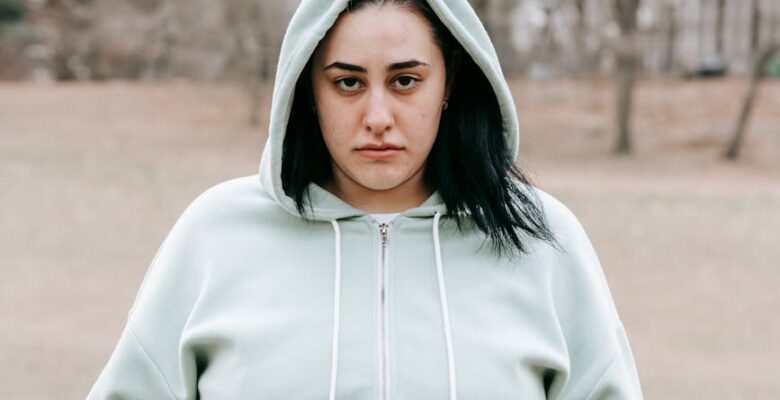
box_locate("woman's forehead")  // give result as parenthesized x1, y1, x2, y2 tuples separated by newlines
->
(315, 5, 439, 65)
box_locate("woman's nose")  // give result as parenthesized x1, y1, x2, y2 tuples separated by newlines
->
(363, 89, 394, 134)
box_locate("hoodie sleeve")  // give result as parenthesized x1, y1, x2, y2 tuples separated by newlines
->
(86, 194, 210, 400)
(536, 189, 643, 400)
(85, 325, 181, 399)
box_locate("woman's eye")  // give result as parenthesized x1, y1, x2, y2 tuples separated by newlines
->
(394, 76, 419, 90)
(336, 78, 362, 92)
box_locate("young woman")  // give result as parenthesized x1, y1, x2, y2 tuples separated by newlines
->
(88, 0, 643, 399)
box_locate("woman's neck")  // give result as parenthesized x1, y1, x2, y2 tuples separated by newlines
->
(322, 166, 433, 213)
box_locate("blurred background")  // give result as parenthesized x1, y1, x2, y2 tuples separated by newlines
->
(1, 0, 778, 398)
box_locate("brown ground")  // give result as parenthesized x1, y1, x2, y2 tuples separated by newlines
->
(1, 77, 778, 399)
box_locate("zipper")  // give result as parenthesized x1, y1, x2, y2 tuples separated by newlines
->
(375, 220, 392, 400)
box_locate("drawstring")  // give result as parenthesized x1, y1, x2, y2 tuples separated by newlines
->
(433, 211, 458, 400)
(329, 220, 342, 400)
(328, 214, 456, 400)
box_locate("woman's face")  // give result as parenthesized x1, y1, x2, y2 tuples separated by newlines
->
(311, 4, 447, 200)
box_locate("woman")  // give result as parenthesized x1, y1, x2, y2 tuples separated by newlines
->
(88, 0, 642, 399)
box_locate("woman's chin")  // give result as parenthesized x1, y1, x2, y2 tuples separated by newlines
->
(351, 176, 409, 192)
(332, 160, 425, 194)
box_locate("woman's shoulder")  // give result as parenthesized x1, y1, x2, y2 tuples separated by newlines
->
(190, 174, 272, 206)
(171, 174, 281, 230)
(520, 185, 608, 274)
(517, 183, 587, 241)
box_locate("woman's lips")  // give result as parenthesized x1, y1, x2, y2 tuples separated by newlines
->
(355, 145, 403, 160)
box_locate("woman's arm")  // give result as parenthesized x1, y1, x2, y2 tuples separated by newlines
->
(535, 189, 643, 400)
(87, 324, 182, 399)
(86, 193, 211, 400)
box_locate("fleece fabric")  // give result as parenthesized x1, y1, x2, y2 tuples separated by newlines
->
(87, 0, 643, 399)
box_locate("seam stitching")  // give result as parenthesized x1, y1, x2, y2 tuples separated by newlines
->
(128, 325, 181, 400)
(583, 351, 619, 400)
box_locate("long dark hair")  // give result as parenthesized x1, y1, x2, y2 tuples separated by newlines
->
(282, 0, 558, 257)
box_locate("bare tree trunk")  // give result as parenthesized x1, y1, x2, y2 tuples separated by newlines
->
(470, 0, 489, 20)
(248, 0, 268, 127)
(471, 0, 519, 75)
(246, 39, 264, 127)
(715, 0, 727, 56)
(573, 0, 601, 76)
(661, 2, 677, 72)
(615, 47, 638, 154)
(573, 0, 587, 74)
(497, 0, 521, 74)
(223, 0, 288, 126)
(697, 0, 705, 60)
(724, 43, 779, 159)
(750, 0, 761, 54)
(613, 0, 641, 155)
(141, 2, 176, 80)
(771, 0, 779, 43)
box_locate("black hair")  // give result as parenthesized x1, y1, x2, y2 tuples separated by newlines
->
(282, 0, 558, 257)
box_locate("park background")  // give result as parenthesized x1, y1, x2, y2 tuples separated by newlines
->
(1, 0, 779, 398)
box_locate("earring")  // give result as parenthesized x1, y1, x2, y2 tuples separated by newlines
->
(442, 99, 449, 110)
(311, 105, 317, 113)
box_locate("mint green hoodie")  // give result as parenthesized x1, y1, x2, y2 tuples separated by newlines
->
(87, 0, 642, 399)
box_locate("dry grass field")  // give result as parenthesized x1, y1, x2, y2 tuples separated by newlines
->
(1, 77, 778, 399)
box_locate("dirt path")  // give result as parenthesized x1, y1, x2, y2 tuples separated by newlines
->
(1, 79, 778, 399)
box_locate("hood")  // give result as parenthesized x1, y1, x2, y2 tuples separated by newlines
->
(258, 0, 520, 221)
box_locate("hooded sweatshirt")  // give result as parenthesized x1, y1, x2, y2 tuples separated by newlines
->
(87, 0, 643, 399)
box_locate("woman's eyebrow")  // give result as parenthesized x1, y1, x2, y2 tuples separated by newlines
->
(323, 60, 429, 72)
(387, 60, 429, 71)
(324, 62, 366, 72)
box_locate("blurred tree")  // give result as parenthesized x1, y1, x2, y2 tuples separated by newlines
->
(470, 0, 489, 26)
(3, 0, 778, 86)
(470, 0, 521, 75)
(723, 0, 779, 159)
(749, 0, 760, 54)
(771, 0, 779, 43)
(223, 0, 290, 125)
(660, 1, 678, 72)
(612, 0, 641, 154)
(724, 43, 778, 159)
(714, 0, 726, 56)
(573, 0, 596, 75)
